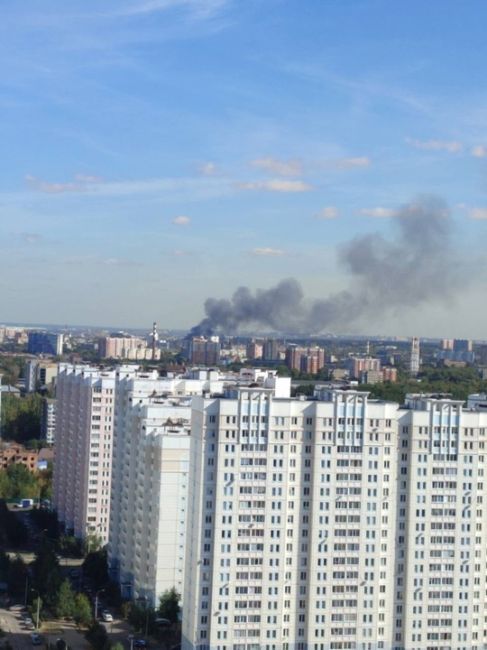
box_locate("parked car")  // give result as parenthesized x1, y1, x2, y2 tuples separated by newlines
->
(155, 617, 171, 627)
(30, 633, 42, 645)
(134, 640, 148, 648)
(101, 610, 113, 622)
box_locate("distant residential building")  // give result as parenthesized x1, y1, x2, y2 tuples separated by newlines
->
(246, 340, 263, 361)
(98, 334, 160, 360)
(441, 338, 455, 350)
(475, 345, 487, 366)
(0, 443, 39, 472)
(188, 336, 221, 366)
(359, 368, 383, 384)
(25, 360, 58, 393)
(285, 344, 302, 371)
(454, 338, 473, 353)
(360, 365, 397, 384)
(300, 346, 325, 374)
(409, 336, 420, 376)
(41, 398, 56, 445)
(286, 345, 326, 374)
(27, 331, 63, 356)
(349, 356, 381, 379)
(382, 366, 398, 382)
(262, 338, 280, 361)
(439, 338, 474, 364)
(330, 367, 348, 380)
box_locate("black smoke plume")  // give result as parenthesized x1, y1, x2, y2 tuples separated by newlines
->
(191, 196, 460, 335)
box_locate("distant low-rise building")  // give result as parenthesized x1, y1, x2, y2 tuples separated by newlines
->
(0, 443, 40, 472)
(27, 331, 63, 356)
(25, 359, 58, 393)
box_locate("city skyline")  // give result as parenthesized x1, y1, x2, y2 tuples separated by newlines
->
(1, 1, 487, 336)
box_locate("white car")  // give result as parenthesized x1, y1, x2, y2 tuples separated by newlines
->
(101, 610, 113, 622)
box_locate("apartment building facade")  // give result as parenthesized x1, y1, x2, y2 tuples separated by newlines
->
(182, 388, 487, 650)
(53, 364, 116, 543)
(108, 367, 193, 606)
(183, 388, 399, 650)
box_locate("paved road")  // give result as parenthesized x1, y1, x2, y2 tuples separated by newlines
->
(0, 605, 37, 650)
(0, 608, 91, 650)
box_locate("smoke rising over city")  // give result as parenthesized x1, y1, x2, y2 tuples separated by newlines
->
(192, 197, 460, 335)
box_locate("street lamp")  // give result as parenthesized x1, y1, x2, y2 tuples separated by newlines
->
(94, 588, 105, 620)
(31, 588, 41, 631)
(136, 595, 150, 638)
(24, 573, 30, 607)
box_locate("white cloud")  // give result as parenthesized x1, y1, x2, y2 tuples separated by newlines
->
(172, 215, 191, 225)
(102, 257, 143, 267)
(332, 156, 371, 169)
(406, 138, 463, 153)
(18, 232, 43, 243)
(360, 207, 398, 218)
(26, 173, 103, 194)
(198, 162, 218, 176)
(470, 208, 487, 220)
(120, 0, 228, 17)
(251, 157, 302, 177)
(23, 174, 233, 201)
(238, 179, 312, 193)
(251, 247, 285, 257)
(315, 206, 339, 220)
(74, 173, 103, 183)
(471, 145, 487, 158)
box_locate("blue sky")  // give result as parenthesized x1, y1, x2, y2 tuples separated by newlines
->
(1, 0, 487, 336)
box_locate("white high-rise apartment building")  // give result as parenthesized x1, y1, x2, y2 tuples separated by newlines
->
(395, 394, 487, 649)
(109, 367, 194, 606)
(108, 367, 286, 607)
(183, 386, 399, 650)
(409, 337, 420, 377)
(182, 386, 487, 650)
(53, 364, 116, 543)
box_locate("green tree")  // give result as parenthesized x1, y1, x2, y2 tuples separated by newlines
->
(3, 463, 38, 500)
(73, 593, 93, 627)
(7, 555, 27, 597)
(1, 393, 42, 443)
(0, 550, 9, 583)
(31, 540, 62, 604)
(83, 548, 108, 589)
(85, 621, 110, 650)
(158, 588, 180, 624)
(54, 580, 76, 619)
(110, 643, 124, 650)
